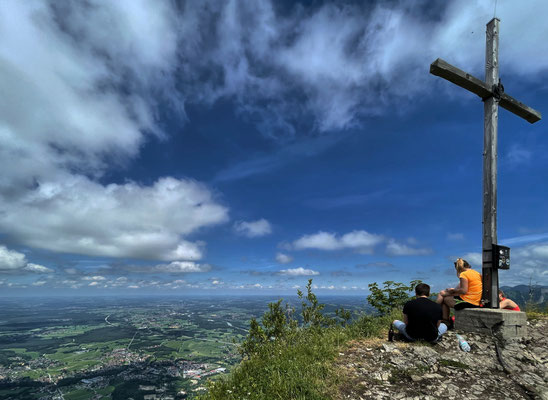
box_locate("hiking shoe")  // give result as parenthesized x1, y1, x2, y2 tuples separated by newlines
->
(443, 319, 454, 330)
(388, 325, 395, 342)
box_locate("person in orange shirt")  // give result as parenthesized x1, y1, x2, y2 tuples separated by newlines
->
(499, 290, 521, 311)
(436, 258, 482, 325)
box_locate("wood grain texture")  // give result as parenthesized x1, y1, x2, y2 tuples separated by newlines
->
(430, 58, 541, 124)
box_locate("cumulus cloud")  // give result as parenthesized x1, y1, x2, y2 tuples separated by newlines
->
(0, 176, 227, 262)
(0, 245, 52, 273)
(0, 2, 227, 263)
(461, 252, 482, 267)
(386, 239, 432, 256)
(293, 230, 384, 253)
(275, 252, 293, 264)
(278, 267, 319, 276)
(0, 245, 27, 271)
(504, 242, 548, 285)
(153, 261, 211, 274)
(234, 219, 272, 238)
(24, 264, 53, 274)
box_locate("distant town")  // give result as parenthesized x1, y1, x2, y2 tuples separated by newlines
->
(0, 296, 268, 399)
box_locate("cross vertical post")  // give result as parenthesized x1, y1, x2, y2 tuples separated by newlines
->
(430, 18, 541, 309)
(482, 18, 500, 308)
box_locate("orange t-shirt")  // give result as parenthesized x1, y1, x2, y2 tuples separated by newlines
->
(459, 269, 482, 305)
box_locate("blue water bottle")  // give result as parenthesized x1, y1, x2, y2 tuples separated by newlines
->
(456, 334, 470, 352)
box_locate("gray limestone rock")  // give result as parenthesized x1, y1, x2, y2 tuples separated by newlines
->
(335, 317, 548, 400)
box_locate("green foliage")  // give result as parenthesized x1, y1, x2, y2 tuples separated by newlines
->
(200, 312, 393, 400)
(298, 279, 332, 328)
(263, 299, 295, 339)
(525, 303, 548, 320)
(367, 280, 422, 316)
(238, 318, 266, 357)
(200, 281, 403, 400)
(335, 307, 352, 327)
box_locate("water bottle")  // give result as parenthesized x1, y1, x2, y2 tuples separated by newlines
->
(456, 334, 470, 352)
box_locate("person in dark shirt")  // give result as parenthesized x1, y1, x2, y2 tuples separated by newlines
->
(393, 283, 447, 342)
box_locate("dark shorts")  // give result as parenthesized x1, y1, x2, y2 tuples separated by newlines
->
(454, 296, 480, 310)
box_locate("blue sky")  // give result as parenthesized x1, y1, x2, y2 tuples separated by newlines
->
(1, 0, 547, 296)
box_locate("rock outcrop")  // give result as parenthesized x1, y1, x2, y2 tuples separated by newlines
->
(335, 317, 547, 400)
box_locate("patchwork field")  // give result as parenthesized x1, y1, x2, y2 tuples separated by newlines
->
(0, 296, 366, 399)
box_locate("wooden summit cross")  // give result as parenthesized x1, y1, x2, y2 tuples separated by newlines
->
(430, 18, 541, 308)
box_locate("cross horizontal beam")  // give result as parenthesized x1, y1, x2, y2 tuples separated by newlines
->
(430, 58, 541, 124)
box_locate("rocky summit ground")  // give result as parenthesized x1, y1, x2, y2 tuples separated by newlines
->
(334, 317, 547, 400)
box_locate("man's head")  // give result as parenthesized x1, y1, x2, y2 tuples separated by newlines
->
(415, 283, 430, 297)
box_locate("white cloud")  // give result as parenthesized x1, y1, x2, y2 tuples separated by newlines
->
(275, 252, 293, 264)
(154, 261, 211, 274)
(293, 230, 384, 253)
(0, 245, 27, 271)
(24, 263, 53, 274)
(501, 232, 548, 246)
(0, 245, 52, 273)
(234, 219, 272, 238)
(32, 280, 47, 286)
(176, 1, 548, 136)
(386, 240, 432, 256)
(0, 0, 178, 186)
(82, 276, 106, 281)
(461, 252, 482, 268)
(500, 242, 548, 285)
(0, 2, 227, 263)
(0, 177, 227, 261)
(278, 267, 319, 276)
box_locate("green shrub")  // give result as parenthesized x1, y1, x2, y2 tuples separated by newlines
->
(367, 280, 422, 316)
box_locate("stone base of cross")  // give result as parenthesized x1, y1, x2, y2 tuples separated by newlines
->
(429, 18, 541, 308)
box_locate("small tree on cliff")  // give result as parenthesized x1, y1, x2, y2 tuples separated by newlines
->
(367, 280, 422, 316)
